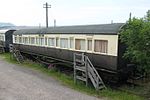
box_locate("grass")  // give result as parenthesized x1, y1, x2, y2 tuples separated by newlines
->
(0, 53, 145, 100)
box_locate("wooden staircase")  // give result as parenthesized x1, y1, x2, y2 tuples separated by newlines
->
(74, 53, 106, 90)
(0, 45, 5, 53)
(9, 44, 24, 63)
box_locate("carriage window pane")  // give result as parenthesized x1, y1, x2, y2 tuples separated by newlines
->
(42, 38, 44, 45)
(36, 37, 39, 45)
(31, 37, 35, 44)
(48, 38, 55, 46)
(56, 37, 59, 47)
(15, 36, 19, 43)
(3, 36, 4, 41)
(22, 37, 24, 43)
(19, 37, 22, 43)
(0, 35, 1, 41)
(45, 37, 47, 45)
(24, 37, 28, 44)
(70, 37, 74, 49)
(60, 38, 68, 48)
(87, 39, 92, 51)
(94, 40, 108, 53)
(39, 37, 44, 46)
(0, 35, 4, 41)
(14, 36, 17, 43)
(75, 39, 85, 50)
(28, 37, 30, 44)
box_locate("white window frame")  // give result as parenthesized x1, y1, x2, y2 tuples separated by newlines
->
(60, 38, 68, 49)
(48, 37, 55, 47)
(87, 38, 93, 52)
(69, 37, 74, 50)
(94, 39, 108, 54)
(75, 38, 86, 51)
(30, 37, 35, 45)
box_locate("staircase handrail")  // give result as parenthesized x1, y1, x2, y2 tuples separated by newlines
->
(86, 56, 106, 89)
(86, 57, 101, 80)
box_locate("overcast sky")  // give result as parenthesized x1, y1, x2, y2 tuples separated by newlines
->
(0, 0, 149, 26)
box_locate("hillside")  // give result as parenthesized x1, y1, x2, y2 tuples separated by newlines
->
(0, 22, 15, 29)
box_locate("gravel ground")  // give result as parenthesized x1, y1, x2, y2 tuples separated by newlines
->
(0, 57, 104, 100)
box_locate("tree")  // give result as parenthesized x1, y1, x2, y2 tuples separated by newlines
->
(145, 10, 150, 21)
(120, 11, 150, 74)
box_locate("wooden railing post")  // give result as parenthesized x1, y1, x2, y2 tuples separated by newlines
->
(85, 56, 88, 87)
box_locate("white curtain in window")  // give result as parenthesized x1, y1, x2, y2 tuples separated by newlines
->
(70, 37, 74, 49)
(60, 38, 68, 48)
(87, 40, 92, 51)
(39, 38, 44, 46)
(80, 40, 85, 50)
(36, 37, 39, 45)
(31, 37, 35, 44)
(94, 40, 108, 53)
(75, 39, 85, 50)
(24, 37, 28, 44)
(48, 38, 55, 46)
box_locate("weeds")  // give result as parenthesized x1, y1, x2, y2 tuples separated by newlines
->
(0, 53, 145, 100)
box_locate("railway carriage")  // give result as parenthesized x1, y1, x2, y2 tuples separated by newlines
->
(13, 23, 131, 82)
(0, 29, 16, 51)
(0, 30, 6, 47)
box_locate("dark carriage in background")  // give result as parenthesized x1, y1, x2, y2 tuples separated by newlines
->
(0, 30, 15, 52)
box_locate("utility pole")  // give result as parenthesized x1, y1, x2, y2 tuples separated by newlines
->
(54, 19, 56, 27)
(43, 2, 51, 28)
(129, 12, 132, 23)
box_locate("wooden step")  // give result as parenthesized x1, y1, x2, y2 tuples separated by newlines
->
(75, 66, 86, 72)
(75, 59, 84, 63)
(98, 86, 105, 90)
(76, 76, 86, 81)
(0, 46, 5, 53)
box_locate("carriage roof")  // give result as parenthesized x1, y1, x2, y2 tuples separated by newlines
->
(13, 23, 125, 35)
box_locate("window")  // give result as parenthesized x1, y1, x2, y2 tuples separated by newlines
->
(87, 39, 92, 51)
(0, 35, 1, 41)
(70, 37, 74, 49)
(14, 36, 17, 43)
(48, 38, 55, 46)
(19, 37, 22, 43)
(22, 37, 25, 43)
(31, 37, 35, 44)
(56, 37, 59, 47)
(24, 37, 28, 44)
(94, 40, 108, 53)
(36, 37, 39, 45)
(39, 37, 44, 46)
(45, 37, 47, 45)
(0, 35, 4, 41)
(28, 37, 31, 44)
(75, 39, 85, 50)
(60, 38, 68, 48)
(0, 35, 2, 41)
